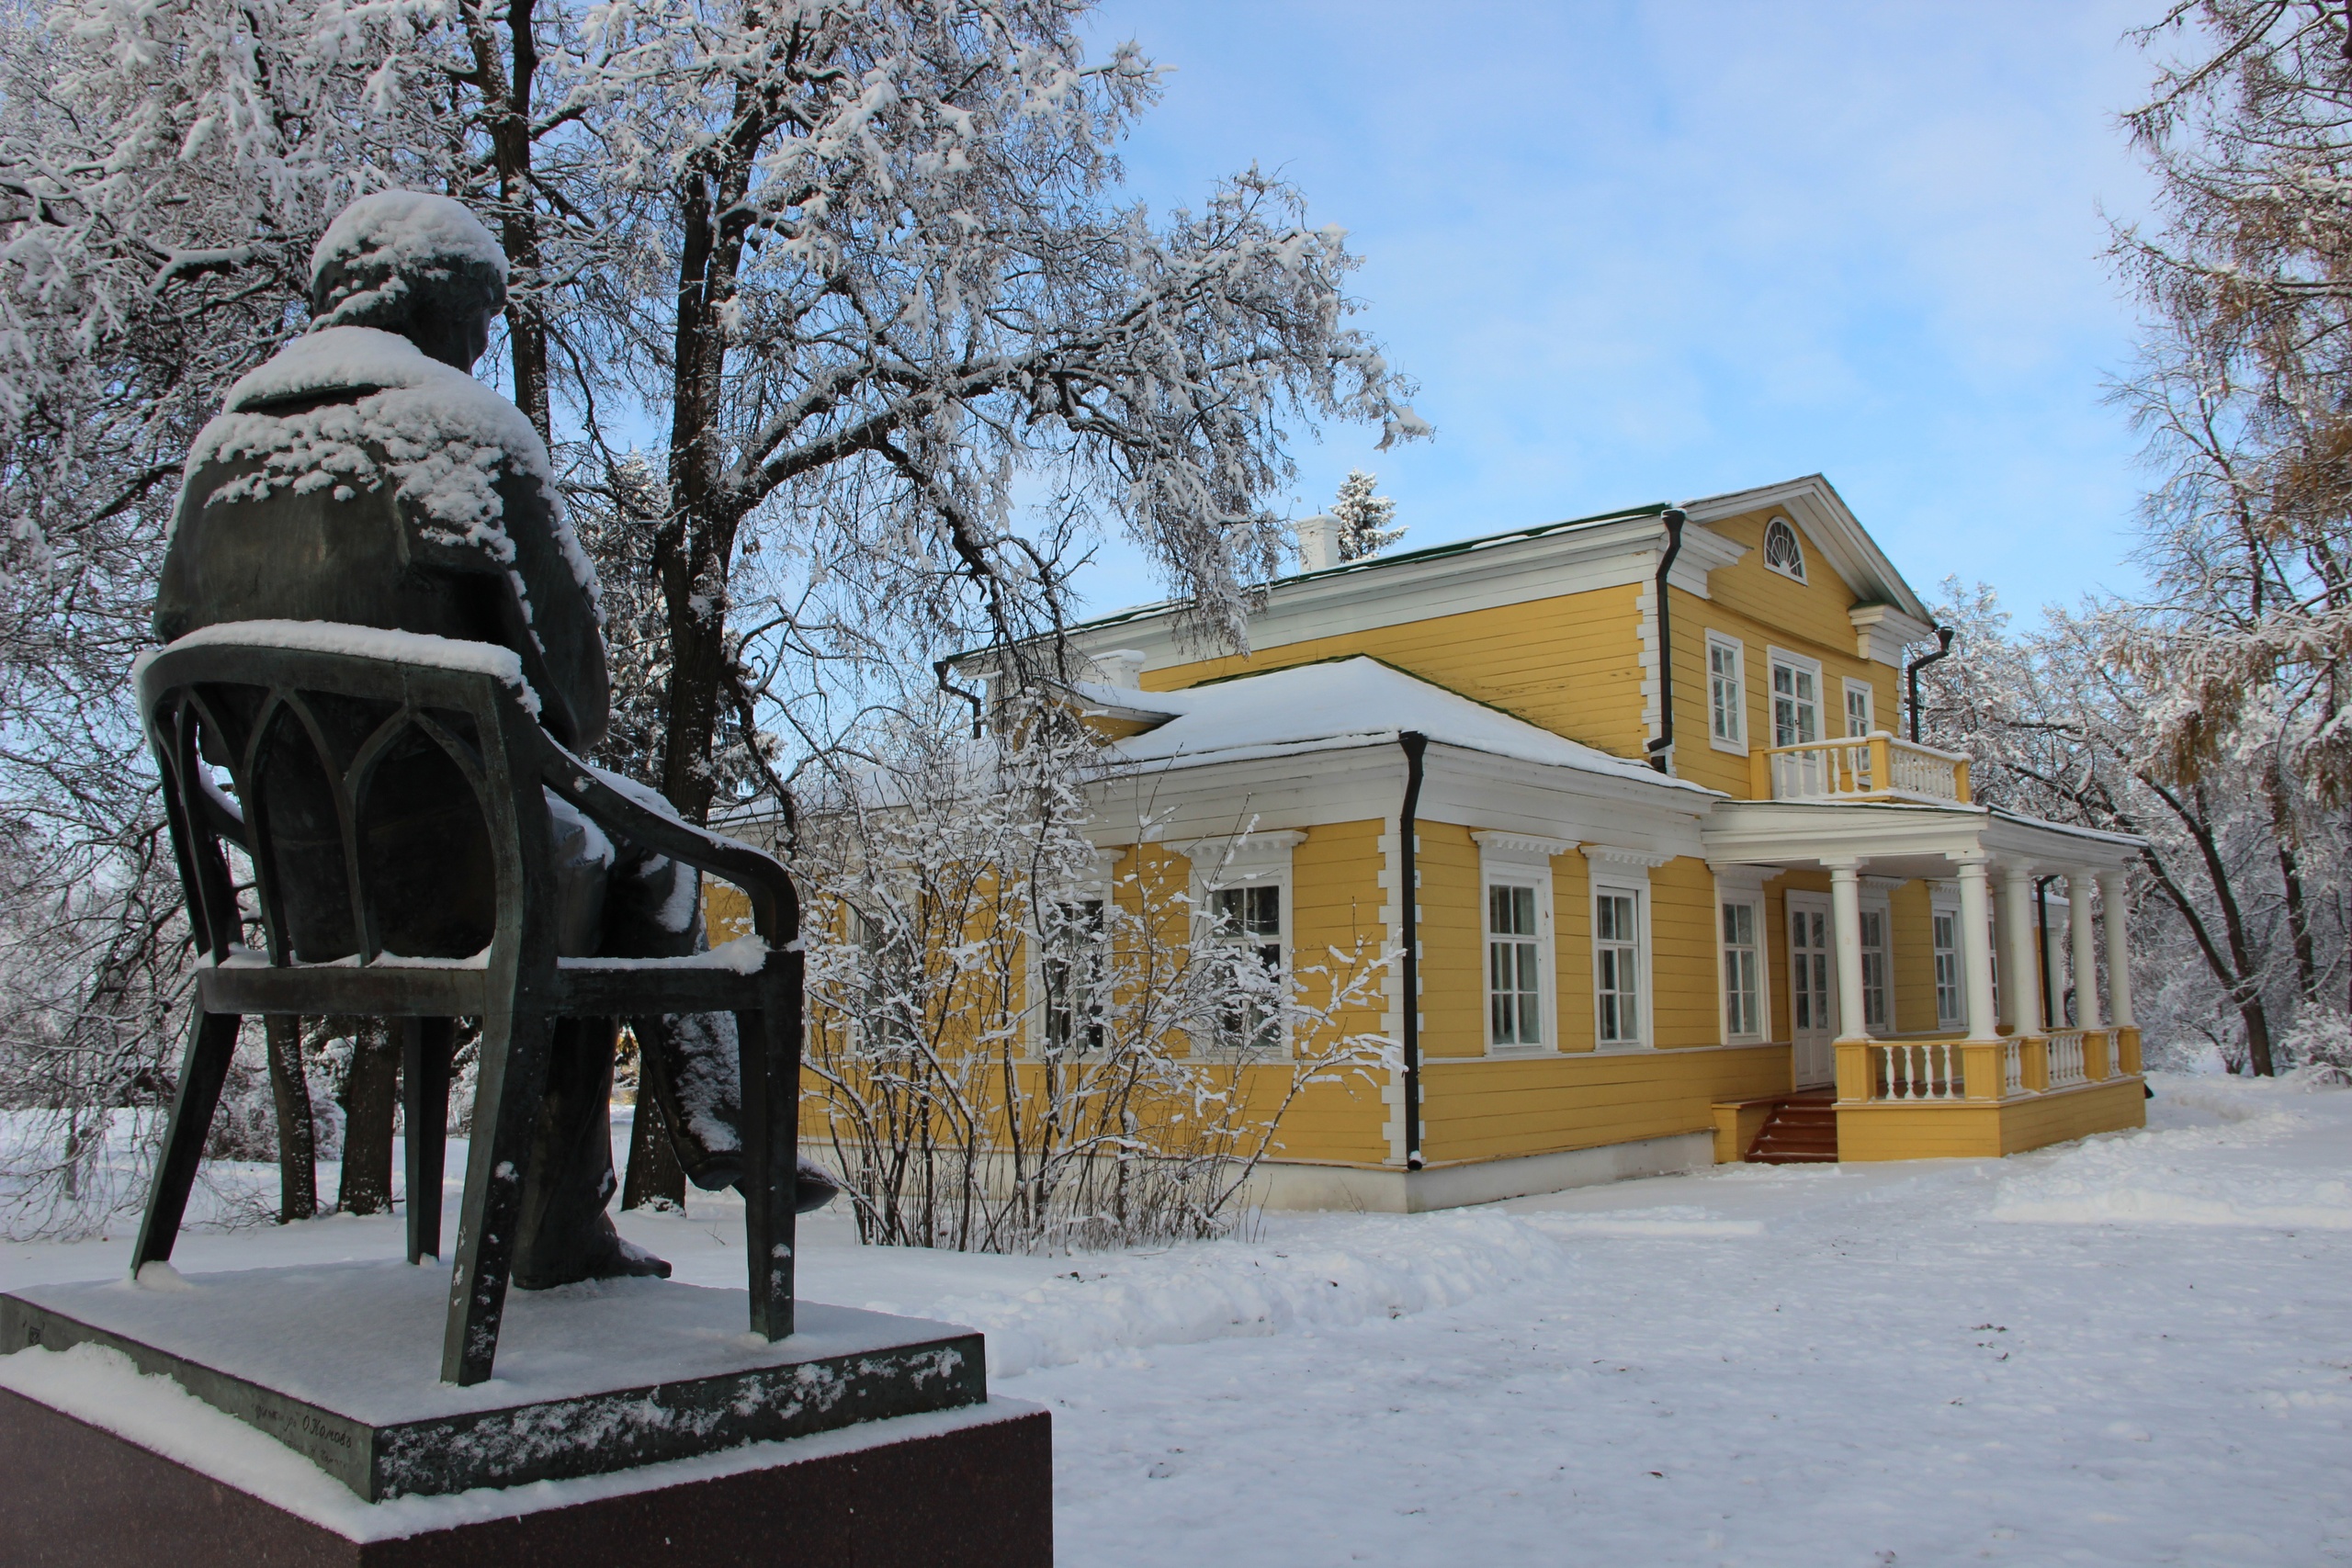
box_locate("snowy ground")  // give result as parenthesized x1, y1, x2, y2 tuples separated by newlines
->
(6, 1071, 2349, 1566)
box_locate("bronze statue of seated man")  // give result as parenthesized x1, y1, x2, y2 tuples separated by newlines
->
(154, 190, 834, 1286)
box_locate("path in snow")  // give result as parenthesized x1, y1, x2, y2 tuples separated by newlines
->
(4, 1073, 2347, 1566)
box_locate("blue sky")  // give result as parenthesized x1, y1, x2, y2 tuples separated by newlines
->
(1069, 0, 2163, 624)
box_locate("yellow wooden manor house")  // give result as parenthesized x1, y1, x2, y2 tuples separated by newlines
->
(919, 472, 2146, 1213)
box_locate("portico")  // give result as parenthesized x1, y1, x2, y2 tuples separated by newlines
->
(1703, 798, 2146, 1160)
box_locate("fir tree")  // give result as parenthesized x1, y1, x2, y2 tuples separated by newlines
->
(1332, 468, 1404, 560)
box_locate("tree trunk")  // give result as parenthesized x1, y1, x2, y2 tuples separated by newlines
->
(265, 1014, 317, 1223)
(339, 1019, 399, 1215)
(2264, 761, 2320, 1004)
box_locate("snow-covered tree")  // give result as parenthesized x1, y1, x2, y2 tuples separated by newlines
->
(1910, 581, 2351, 1077)
(2109, 3, 2352, 797)
(0, 0, 1421, 1232)
(1330, 468, 1403, 560)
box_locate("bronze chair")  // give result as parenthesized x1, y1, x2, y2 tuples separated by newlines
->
(132, 629, 804, 1385)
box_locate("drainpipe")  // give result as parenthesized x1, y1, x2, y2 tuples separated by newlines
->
(1645, 508, 1688, 774)
(1397, 731, 1428, 1170)
(933, 660, 984, 739)
(1905, 626, 1956, 744)
(2035, 874, 2058, 1029)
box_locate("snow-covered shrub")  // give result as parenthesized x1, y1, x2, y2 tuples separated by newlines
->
(796, 687, 1396, 1255)
(2278, 1010, 2352, 1085)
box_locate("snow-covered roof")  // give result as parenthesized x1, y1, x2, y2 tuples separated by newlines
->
(1095, 657, 1714, 794)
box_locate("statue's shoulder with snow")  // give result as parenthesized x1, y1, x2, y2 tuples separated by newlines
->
(154, 189, 606, 751)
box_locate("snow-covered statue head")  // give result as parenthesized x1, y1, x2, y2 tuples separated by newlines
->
(157, 190, 604, 758)
(308, 191, 510, 369)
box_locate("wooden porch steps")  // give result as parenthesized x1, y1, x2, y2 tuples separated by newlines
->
(1746, 1091, 1838, 1164)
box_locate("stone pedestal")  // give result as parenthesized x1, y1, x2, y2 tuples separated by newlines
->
(0, 1262, 1050, 1564)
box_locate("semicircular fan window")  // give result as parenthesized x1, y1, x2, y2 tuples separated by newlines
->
(1762, 516, 1808, 582)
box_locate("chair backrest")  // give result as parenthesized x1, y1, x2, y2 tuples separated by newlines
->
(138, 626, 563, 983)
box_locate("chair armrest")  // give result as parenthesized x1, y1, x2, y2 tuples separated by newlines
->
(196, 767, 249, 850)
(538, 747, 800, 945)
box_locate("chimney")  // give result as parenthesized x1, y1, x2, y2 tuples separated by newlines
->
(1295, 513, 1340, 573)
(1092, 649, 1148, 690)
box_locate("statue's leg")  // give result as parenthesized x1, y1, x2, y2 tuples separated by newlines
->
(605, 834, 841, 1214)
(510, 1016, 670, 1289)
(605, 843, 748, 1190)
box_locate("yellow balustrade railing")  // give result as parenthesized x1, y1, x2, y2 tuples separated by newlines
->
(1836, 1028, 2129, 1105)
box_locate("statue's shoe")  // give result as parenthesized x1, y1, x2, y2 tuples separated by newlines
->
(514, 1216, 673, 1290)
(695, 1155, 844, 1214)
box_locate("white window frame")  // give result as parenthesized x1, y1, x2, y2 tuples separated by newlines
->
(1761, 515, 1809, 583)
(1182, 830, 1304, 1057)
(1842, 677, 1875, 740)
(1472, 832, 1571, 1055)
(1586, 848, 1667, 1051)
(1027, 848, 1125, 1055)
(1929, 886, 1964, 1031)
(1767, 647, 1824, 750)
(1706, 632, 1747, 755)
(1858, 886, 1895, 1035)
(1714, 870, 1770, 1043)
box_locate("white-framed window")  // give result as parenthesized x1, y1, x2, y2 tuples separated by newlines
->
(1589, 888, 1646, 1048)
(1208, 883, 1284, 1052)
(1472, 832, 1568, 1055)
(1488, 885, 1544, 1048)
(1843, 678, 1874, 739)
(1762, 516, 1808, 583)
(852, 907, 915, 1053)
(1183, 831, 1302, 1056)
(1596, 889, 1643, 1045)
(1039, 897, 1108, 1053)
(1769, 649, 1823, 748)
(1721, 898, 1765, 1040)
(1931, 906, 1962, 1029)
(1859, 905, 1892, 1033)
(1707, 633, 1747, 754)
(1586, 848, 1665, 1049)
(1027, 848, 1125, 1056)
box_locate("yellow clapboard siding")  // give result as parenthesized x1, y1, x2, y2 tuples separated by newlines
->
(1415, 1043, 1787, 1163)
(1836, 1077, 2146, 1161)
(1647, 857, 1719, 1048)
(1143, 582, 1652, 759)
(1668, 505, 1905, 800)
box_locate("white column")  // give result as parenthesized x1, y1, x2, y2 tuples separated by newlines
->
(2098, 869, 2134, 1029)
(1990, 877, 2013, 1031)
(2068, 870, 2102, 1031)
(1828, 861, 1869, 1041)
(1955, 858, 2000, 1043)
(1999, 863, 2042, 1036)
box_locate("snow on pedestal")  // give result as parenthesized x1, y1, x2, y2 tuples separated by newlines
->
(1, 1260, 985, 1502)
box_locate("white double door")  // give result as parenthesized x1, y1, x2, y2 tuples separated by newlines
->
(1787, 892, 1837, 1088)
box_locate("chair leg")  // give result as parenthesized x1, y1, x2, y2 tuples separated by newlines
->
(401, 1017, 455, 1264)
(131, 1005, 243, 1277)
(440, 1009, 551, 1386)
(739, 969, 801, 1339)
